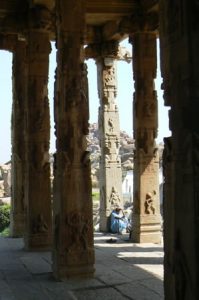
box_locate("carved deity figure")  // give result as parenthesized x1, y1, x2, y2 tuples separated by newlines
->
(144, 191, 156, 215)
(32, 214, 48, 234)
(142, 102, 155, 118)
(109, 186, 121, 206)
(66, 212, 89, 252)
(108, 118, 114, 132)
(104, 67, 115, 87)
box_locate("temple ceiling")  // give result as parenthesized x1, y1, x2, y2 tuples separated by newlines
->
(0, 0, 159, 43)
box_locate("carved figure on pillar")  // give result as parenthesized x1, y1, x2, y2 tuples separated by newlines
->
(144, 191, 156, 215)
(32, 214, 48, 234)
(109, 186, 121, 207)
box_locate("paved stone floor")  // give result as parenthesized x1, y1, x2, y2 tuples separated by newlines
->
(0, 233, 164, 300)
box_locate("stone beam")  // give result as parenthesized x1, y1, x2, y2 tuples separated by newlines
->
(0, 14, 27, 36)
(85, 10, 159, 45)
(0, 34, 18, 51)
(29, 0, 54, 10)
(86, 0, 135, 14)
(119, 11, 159, 34)
(0, 0, 27, 15)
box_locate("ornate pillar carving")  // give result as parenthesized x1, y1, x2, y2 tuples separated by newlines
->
(95, 41, 123, 231)
(24, 7, 52, 250)
(160, 1, 199, 299)
(10, 39, 27, 237)
(130, 32, 162, 243)
(52, 0, 95, 279)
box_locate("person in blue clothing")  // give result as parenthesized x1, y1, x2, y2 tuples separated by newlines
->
(110, 207, 130, 234)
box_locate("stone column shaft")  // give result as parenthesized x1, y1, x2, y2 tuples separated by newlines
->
(52, 0, 95, 279)
(160, 1, 199, 298)
(10, 40, 27, 237)
(131, 32, 162, 243)
(24, 29, 52, 250)
(97, 48, 123, 231)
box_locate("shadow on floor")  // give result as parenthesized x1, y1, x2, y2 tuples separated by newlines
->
(0, 233, 164, 300)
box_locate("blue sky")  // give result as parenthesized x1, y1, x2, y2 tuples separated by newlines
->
(0, 39, 170, 164)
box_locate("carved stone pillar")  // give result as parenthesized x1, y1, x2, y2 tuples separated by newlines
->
(96, 42, 123, 231)
(162, 137, 175, 299)
(10, 40, 27, 237)
(24, 8, 52, 250)
(159, 1, 199, 299)
(130, 33, 162, 243)
(52, 0, 95, 279)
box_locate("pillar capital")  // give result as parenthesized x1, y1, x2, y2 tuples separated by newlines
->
(28, 6, 53, 33)
(125, 10, 159, 37)
(85, 40, 119, 60)
(0, 34, 19, 51)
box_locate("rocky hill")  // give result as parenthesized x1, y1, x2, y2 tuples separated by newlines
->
(88, 123, 134, 187)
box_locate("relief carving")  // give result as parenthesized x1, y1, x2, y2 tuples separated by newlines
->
(32, 214, 48, 234)
(108, 118, 114, 132)
(142, 101, 156, 118)
(109, 186, 121, 206)
(103, 67, 116, 87)
(137, 129, 156, 154)
(31, 142, 50, 172)
(144, 191, 156, 215)
(65, 212, 90, 252)
(104, 135, 120, 163)
(60, 150, 71, 167)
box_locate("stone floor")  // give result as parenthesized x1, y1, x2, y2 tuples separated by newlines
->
(0, 232, 164, 300)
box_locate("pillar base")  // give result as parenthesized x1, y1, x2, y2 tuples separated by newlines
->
(10, 213, 25, 237)
(99, 213, 110, 232)
(24, 233, 52, 251)
(131, 214, 162, 244)
(53, 249, 95, 280)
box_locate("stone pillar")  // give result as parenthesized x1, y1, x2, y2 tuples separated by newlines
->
(159, 1, 199, 299)
(130, 32, 162, 243)
(24, 8, 52, 250)
(162, 137, 175, 299)
(52, 0, 95, 279)
(96, 42, 123, 231)
(10, 40, 27, 237)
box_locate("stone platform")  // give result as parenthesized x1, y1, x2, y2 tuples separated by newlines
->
(0, 232, 164, 299)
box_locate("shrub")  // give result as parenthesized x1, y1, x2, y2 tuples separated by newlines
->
(92, 192, 100, 202)
(0, 227, 10, 237)
(0, 204, 10, 232)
